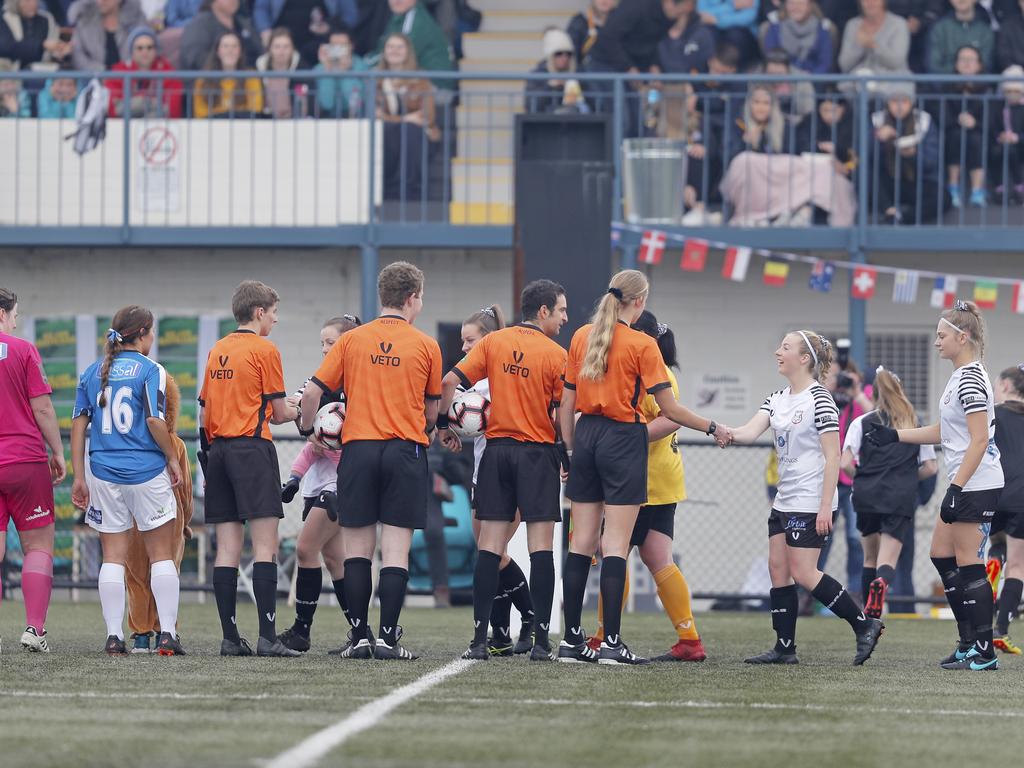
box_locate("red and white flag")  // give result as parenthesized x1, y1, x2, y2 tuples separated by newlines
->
(930, 276, 958, 308)
(851, 267, 878, 300)
(638, 230, 665, 265)
(721, 246, 751, 282)
(1013, 282, 1024, 314)
(680, 239, 708, 272)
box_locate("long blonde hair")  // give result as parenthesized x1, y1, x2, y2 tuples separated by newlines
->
(873, 367, 917, 430)
(941, 299, 986, 359)
(580, 270, 648, 381)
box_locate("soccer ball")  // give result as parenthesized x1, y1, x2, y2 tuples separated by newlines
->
(448, 390, 489, 438)
(313, 402, 345, 450)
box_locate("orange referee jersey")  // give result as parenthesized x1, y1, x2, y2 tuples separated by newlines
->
(199, 330, 286, 440)
(453, 323, 566, 444)
(312, 315, 442, 446)
(564, 322, 670, 423)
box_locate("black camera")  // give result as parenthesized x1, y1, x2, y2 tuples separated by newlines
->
(836, 337, 851, 369)
(837, 373, 854, 389)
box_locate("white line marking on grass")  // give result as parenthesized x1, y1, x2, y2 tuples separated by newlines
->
(264, 659, 474, 768)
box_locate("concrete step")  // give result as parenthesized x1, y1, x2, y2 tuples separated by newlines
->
(450, 176, 515, 206)
(459, 78, 527, 95)
(457, 103, 524, 130)
(457, 128, 514, 159)
(449, 201, 514, 225)
(462, 32, 545, 61)
(481, 10, 576, 33)
(459, 57, 539, 74)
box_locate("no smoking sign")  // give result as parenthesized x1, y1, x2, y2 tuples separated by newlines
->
(139, 127, 177, 166)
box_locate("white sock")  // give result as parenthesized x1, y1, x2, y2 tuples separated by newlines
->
(98, 563, 126, 640)
(150, 560, 180, 637)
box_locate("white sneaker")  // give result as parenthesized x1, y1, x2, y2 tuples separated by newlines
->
(21, 626, 51, 653)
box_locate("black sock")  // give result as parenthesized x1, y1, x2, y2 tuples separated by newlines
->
(503, 558, 535, 631)
(472, 550, 502, 645)
(599, 556, 628, 646)
(960, 563, 995, 656)
(344, 558, 372, 642)
(489, 590, 512, 643)
(293, 567, 322, 636)
(332, 578, 352, 627)
(932, 556, 974, 644)
(213, 566, 240, 643)
(529, 550, 555, 648)
(252, 561, 279, 642)
(861, 567, 877, 605)
(770, 584, 798, 654)
(876, 564, 897, 586)
(812, 574, 870, 633)
(377, 566, 409, 646)
(996, 577, 1023, 636)
(562, 552, 592, 644)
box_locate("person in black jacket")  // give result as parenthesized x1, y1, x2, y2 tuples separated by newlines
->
(567, 0, 616, 62)
(658, 0, 713, 73)
(996, 0, 1024, 71)
(525, 27, 588, 114)
(992, 66, 1024, 201)
(943, 45, 992, 208)
(993, 365, 1024, 654)
(791, 86, 855, 167)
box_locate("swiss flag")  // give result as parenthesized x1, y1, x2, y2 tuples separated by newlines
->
(638, 230, 665, 265)
(680, 239, 708, 272)
(851, 267, 878, 300)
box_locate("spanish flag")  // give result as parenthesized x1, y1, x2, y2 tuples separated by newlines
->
(763, 259, 790, 287)
(974, 281, 998, 310)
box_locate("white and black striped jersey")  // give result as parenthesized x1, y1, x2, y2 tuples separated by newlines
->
(760, 383, 840, 514)
(939, 362, 1004, 492)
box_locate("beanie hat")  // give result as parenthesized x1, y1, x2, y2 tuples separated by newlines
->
(126, 26, 158, 54)
(1001, 65, 1024, 93)
(543, 28, 574, 60)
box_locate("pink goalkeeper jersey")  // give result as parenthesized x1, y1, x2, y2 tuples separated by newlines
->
(0, 332, 52, 468)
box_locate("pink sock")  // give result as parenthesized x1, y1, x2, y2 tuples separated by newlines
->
(22, 550, 54, 632)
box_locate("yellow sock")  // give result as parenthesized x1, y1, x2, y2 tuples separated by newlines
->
(655, 564, 698, 641)
(594, 569, 630, 642)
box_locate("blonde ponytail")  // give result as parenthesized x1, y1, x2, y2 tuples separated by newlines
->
(580, 270, 648, 381)
(873, 367, 917, 430)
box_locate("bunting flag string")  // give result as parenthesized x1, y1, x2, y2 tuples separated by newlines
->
(612, 222, 1024, 316)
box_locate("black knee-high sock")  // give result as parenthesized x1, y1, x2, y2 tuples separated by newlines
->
(960, 563, 995, 656)
(861, 567, 877, 605)
(562, 552, 592, 644)
(529, 550, 555, 648)
(503, 558, 535, 631)
(996, 577, 1023, 636)
(377, 566, 409, 646)
(932, 556, 974, 644)
(344, 558, 372, 641)
(489, 589, 513, 643)
(213, 566, 240, 643)
(293, 567, 322, 635)
(876, 564, 897, 585)
(600, 556, 628, 646)
(812, 574, 870, 633)
(331, 578, 352, 627)
(770, 585, 798, 654)
(472, 550, 502, 645)
(252, 561, 279, 642)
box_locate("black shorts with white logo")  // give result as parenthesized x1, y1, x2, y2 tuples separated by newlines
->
(630, 503, 676, 548)
(950, 488, 1002, 525)
(856, 511, 913, 540)
(204, 437, 284, 524)
(475, 439, 561, 523)
(301, 490, 338, 522)
(767, 509, 830, 549)
(566, 415, 649, 506)
(337, 439, 428, 529)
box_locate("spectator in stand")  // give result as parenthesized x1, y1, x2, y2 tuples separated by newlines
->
(0, 60, 29, 115)
(256, 25, 303, 118)
(698, 0, 759, 69)
(872, 80, 942, 222)
(760, 47, 814, 123)
(180, 0, 261, 71)
(567, 0, 616, 62)
(659, 0, 714, 74)
(996, 0, 1024, 70)
(698, 39, 745, 135)
(887, 1, 943, 72)
(105, 26, 183, 117)
(658, 81, 723, 222)
(735, 83, 785, 153)
(525, 28, 589, 114)
(37, 68, 78, 117)
(792, 85, 855, 170)
(927, 0, 993, 73)
(761, 0, 834, 74)
(992, 65, 1024, 202)
(839, 0, 910, 81)
(253, 0, 357, 62)
(193, 30, 263, 117)
(70, 0, 146, 71)
(943, 45, 990, 208)
(165, 0, 200, 27)
(1, 0, 72, 70)
(376, 31, 439, 200)
(42, 0, 74, 26)
(312, 21, 366, 117)
(374, 0, 454, 89)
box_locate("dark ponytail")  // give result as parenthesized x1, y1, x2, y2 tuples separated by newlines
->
(99, 305, 154, 407)
(631, 309, 678, 369)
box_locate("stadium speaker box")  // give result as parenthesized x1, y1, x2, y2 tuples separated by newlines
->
(514, 114, 614, 346)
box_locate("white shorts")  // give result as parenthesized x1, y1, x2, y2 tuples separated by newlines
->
(85, 470, 177, 534)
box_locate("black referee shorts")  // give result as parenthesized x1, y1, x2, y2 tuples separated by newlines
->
(474, 439, 561, 523)
(337, 439, 428, 530)
(856, 511, 913, 540)
(993, 508, 1024, 539)
(204, 437, 284, 524)
(566, 415, 649, 506)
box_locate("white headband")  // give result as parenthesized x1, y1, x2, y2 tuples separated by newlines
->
(797, 331, 818, 367)
(940, 317, 964, 334)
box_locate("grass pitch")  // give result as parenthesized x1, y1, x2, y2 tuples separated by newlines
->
(1, 602, 1022, 768)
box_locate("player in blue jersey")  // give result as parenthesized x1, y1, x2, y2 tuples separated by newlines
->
(71, 306, 185, 656)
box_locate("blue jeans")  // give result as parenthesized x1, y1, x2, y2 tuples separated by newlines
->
(817, 484, 864, 589)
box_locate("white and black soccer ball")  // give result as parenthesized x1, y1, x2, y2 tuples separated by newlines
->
(313, 402, 345, 450)
(448, 390, 490, 438)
